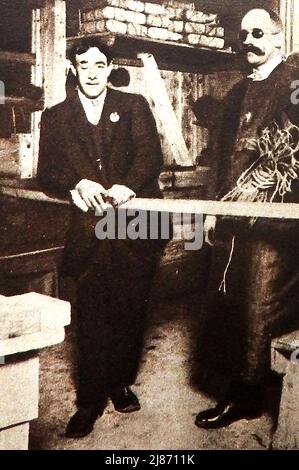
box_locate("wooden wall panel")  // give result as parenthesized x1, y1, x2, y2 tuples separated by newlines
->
(293, 0, 299, 52)
(181, 71, 205, 160)
(280, 0, 298, 56)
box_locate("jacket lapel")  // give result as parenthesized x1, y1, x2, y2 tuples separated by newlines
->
(101, 88, 126, 159)
(62, 89, 126, 182)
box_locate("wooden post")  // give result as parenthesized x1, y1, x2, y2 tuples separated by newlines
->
(280, 0, 295, 56)
(40, 0, 66, 108)
(29, 0, 66, 176)
(31, 8, 43, 175)
(139, 53, 193, 167)
(291, 0, 299, 52)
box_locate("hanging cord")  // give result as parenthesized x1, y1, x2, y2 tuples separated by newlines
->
(219, 236, 235, 295)
(11, 106, 17, 136)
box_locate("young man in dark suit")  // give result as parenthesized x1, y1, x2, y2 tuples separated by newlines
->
(38, 38, 164, 438)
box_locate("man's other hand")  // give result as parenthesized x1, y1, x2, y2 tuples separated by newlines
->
(76, 179, 107, 212)
(204, 215, 217, 246)
(106, 184, 136, 207)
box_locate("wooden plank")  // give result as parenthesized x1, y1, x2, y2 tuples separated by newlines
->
(115, 65, 193, 165)
(0, 246, 64, 275)
(111, 66, 207, 166)
(161, 69, 183, 129)
(31, 7, 43, 175)
(113, 56, 214, 74)
(0, 185, 69, 205)
(272, 361, 299, 449)
(66, 32, 240, 73)
(280, 0, 295, 56)
(0, 246, 63, 262)
(159, 69, 185, 166)
(292, 0, 299, 52)
(181, 71, 206, 161)
(4, 96, 44, 110)
(174, 168, 211, 188)
(0, 194, 70, 260)
(0, 51, 36, 65)
(0, 292, 71, 341)
(0, 358, 39, 430)
(0, 328, 65, 357)
(0, 308, 40, 340)
(3, 184, 299, 219)
(0, 423, 29, 451)
(139, 53, 192, 166)
(40, 0, 66, 108)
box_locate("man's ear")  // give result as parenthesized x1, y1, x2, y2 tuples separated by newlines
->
(273, 31, 284, 49)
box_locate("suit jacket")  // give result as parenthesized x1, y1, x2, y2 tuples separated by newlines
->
(38, 88, 163, 275)
(212, 61, 299, 237)
(215, 61, 299, 201)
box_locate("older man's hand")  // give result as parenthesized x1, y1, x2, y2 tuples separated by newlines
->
(204, 215, 217, 246)
(106, 184, 136, 207)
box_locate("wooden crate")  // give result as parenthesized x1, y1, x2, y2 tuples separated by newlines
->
(0, 134, 33, 178)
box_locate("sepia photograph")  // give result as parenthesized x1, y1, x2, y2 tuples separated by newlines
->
(1, 0, 299, 454)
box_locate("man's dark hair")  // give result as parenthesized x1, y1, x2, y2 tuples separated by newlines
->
(68, 37, 113, 66)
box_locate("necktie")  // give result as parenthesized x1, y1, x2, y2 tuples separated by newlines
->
(90, 98, 102, 125)
(91, 99, 102, 170)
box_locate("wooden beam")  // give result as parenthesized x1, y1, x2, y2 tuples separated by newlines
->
(280, 0, 295, 56)
(0, 246, 64, 275)
(67, 32, 240, 74)
(5, 96, 44, 111)
(139, 53, 192, 167)
(0, 51, 36, 65)
(2, 184, 299, 219)
(0, 185, 69, 205)
(40, 0, 66, 108)
(0, 293, 71, 354)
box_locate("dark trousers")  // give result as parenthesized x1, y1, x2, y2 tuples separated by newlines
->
(199, 219, 299, 385)
(75, 237, 162, 408)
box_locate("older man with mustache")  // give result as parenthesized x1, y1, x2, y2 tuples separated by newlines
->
(195, 8, 299, 429)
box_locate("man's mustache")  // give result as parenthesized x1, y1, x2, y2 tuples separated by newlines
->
(242, 45, 264, 56)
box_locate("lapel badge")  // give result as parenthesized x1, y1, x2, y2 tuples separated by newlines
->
(110, 112, 120, 123)
(245, 112, 252, 123)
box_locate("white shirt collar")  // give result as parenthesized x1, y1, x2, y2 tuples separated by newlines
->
(78, 88, 107, 125)
(247, 55, 283, 81)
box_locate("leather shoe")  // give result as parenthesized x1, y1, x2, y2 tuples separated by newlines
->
(195, 400, 263, 429)
(65, 406, 103, 438)
(110, 386, 141, 413)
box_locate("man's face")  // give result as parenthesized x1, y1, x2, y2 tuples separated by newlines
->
(75, 47, 112, 99)
(240, 9, 282, 67)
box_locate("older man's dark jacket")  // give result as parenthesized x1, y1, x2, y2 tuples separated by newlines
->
(38, 87, 163, 276)
(200, 61, 299, 384)
(216, 61, 299, 201)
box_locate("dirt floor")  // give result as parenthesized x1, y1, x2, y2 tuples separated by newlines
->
(28, 292, 281, 451)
